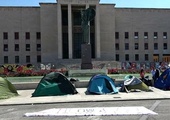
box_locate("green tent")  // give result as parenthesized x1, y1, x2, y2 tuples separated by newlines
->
(32, 72, 78, 97)
(0, 77, 18, 99)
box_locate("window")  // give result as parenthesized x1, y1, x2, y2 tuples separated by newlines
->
(4, 56, 8, 64)
(135, 54, 139, 61)
(115, 43, 119, 50)
(3, 44, 8, 51)
(26, 56, 30, 63)
(62, 10, 68, 26)
(15, 44, 19, 51)
(125, 32, 129, 39)
(134, 32, 138, 39)
(3, 32, 8, 39)
(163, 32, 167, 39)
(14, 32, 19, 40)
(164, 43, 167, 50)
(115, 32, 119, 39)
(15, 56, 19, 63)
(73, 12, 81, 25)
(73, 33, 82, 58)
(145, 54, 149, 61)
(26, 44, 30, 51)
(125, 54, 129, 61)
(153, 54, 159, 62)
(154, 32, 158, 39)
(134, 43, 139, 50)
(154, 43, 158, 50)
(125, 43, 129, 50)
(116, 54, 119, 61)
(144, 32, 148, 39)
(36, 32, 41, 40)
(144, 43, 148, 50)
(37, 55, 41, 63)
(162, 55, 170, 62)
(37, 44, 41, 51)
(25, 32, 30, 39)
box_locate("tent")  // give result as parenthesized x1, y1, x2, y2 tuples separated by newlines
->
(120, 75, 150, 92)
(32, 72, 78, 97)
(154, 68, 170, 90)
(0, 77, 18, 99)
(87, 74, 118, 94)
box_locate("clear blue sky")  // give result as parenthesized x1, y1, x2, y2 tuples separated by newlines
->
(0, 0, 170, 8)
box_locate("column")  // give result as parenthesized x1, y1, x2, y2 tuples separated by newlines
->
(95, 4, 101, 58)
(68, 4, 73, 59)
(86, 4, 89, 9)
(57, 3, 62, 59)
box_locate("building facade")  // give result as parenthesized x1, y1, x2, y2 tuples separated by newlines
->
(0, 0, 170, 65)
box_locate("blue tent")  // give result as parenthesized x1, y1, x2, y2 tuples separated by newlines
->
(87, 74, 118, 94)
(154, 68, 170, 90)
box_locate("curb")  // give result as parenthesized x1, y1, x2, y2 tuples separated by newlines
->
(1, 97, 170, 106)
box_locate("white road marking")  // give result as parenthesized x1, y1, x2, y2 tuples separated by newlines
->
(139, 100, 161, 120)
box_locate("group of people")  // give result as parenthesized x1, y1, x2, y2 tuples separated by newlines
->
(139, 67, 160, 86)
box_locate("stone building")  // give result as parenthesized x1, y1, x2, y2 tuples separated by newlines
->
(0, 0, 170, 65)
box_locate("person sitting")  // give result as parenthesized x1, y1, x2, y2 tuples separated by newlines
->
(140, 69, 145, 80)
(140, 69, 152, 86)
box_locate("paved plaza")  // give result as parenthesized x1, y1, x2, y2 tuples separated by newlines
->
(0, 86, 170, 106)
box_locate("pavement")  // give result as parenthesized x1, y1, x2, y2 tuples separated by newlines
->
(1, 85, 170, 106)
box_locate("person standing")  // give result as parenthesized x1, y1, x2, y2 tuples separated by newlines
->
(151, 67, 156, 80)
(154, 67, 160, 82)
(150, 67, 156, 86)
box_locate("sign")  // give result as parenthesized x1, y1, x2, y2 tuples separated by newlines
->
(24, 106, 157, 117)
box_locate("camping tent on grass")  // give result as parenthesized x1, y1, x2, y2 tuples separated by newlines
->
(0, 77, 18, 99)
(154, 68, 170, 90)
(87, 74, 118, 94)
(32, 72, 78, 97)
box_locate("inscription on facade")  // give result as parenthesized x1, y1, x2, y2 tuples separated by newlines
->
(63, 0, 73, 2)
(60, 0, 98, 4)
(62, 0, 88, 3)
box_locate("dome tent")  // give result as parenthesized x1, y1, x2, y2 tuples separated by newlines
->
(87, 74, 118, 94)
(0, 77, 18, 99)
(154, 68, 170, 90)
(120, 75, 150, 92)
(32, 72, 78, 97)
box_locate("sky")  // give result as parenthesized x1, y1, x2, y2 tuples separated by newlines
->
(0, 0, 170, 8)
